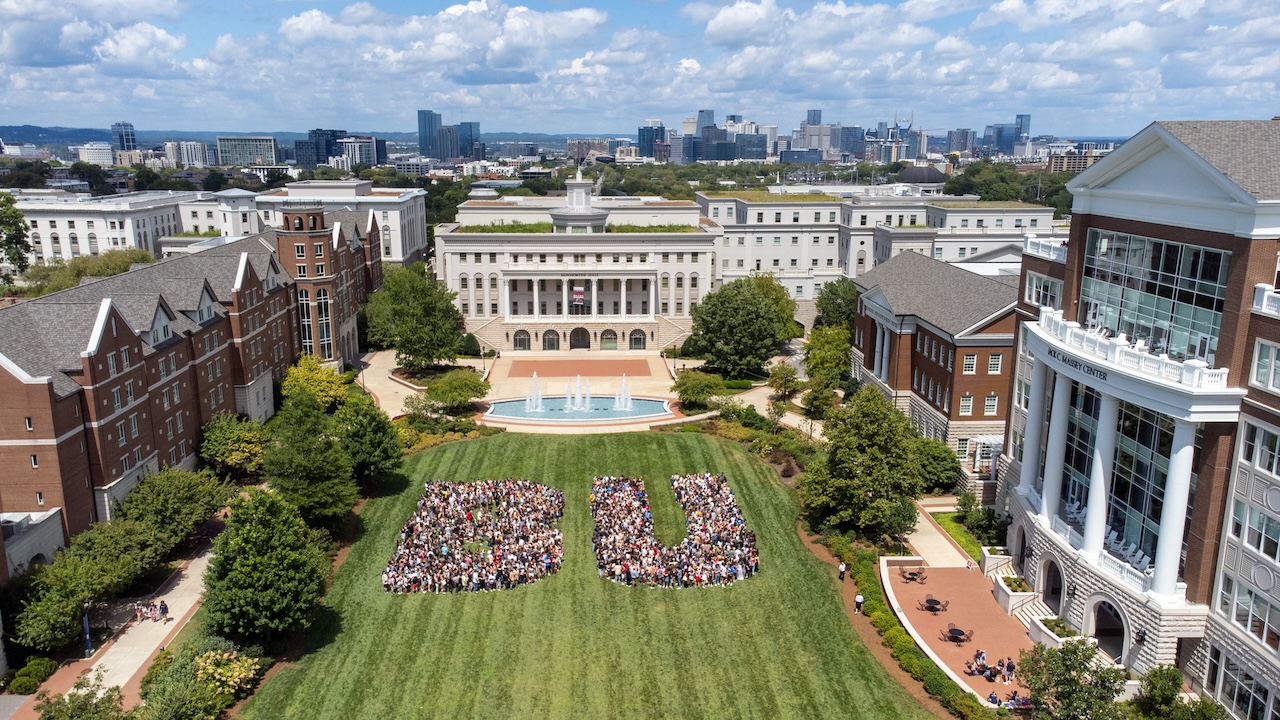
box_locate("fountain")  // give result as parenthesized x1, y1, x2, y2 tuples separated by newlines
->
(524, 372, 544, 412)
(613, 374, 632, 411)
(565, 384, 573, 412)
(583, 378, 592, 410)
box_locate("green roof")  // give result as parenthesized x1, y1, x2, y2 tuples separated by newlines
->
(702, 190, 840, 203)
(931, 201, 1043, 209)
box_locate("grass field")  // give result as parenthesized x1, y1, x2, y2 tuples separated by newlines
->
(930, 512, 984, 561)
(240, 432, 934, 720)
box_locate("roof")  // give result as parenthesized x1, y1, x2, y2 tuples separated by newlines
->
(854, 251, 1017, 336)
(0, 301, 103, 396)
(1158, 120, 1280, 200)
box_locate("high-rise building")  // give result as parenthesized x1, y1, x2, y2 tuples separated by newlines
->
(436, 126, 459, 161)
(806, 109, 822, 126)
(638, 125, 666, 157)
(215, 136, 278, 167)
(456, 122, 480, 159)
(417, 110, 442, 157)
(734, 134, 767, 160)
(996, 119, 1280, 708)
(337, 136, 379, 166)
(1015, 114, 1032, 141)
(947, 128, 977, 155)
(696, 109, 715, 131)
(293, 129, 346, 170)
(77, 142, 115, 167)
(839, 126, 866, 157)
(111, 122, 137, 153)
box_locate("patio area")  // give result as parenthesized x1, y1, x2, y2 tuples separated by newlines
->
(883, 560, 1035, 704)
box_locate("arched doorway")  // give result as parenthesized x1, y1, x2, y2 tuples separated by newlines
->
(1093, 600, 1126, 663)
(630, 329, 647, 350)
(569, 327, 590, 349)
(543, 332, 560, 351)
(600, 329, 618, 350)
(513, 330, 531, 351)
(1042, 559, 1064, 614)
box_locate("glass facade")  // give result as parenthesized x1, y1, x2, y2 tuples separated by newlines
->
(1080, 228, 1230, 365)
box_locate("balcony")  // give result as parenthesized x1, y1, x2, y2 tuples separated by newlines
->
(1022, 235, 1067, 263)
(1253, 283, 1280, 320)
(502, 261, 656, 273)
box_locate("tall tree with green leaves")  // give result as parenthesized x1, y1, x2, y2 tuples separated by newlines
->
(689, 276, 795, 378)
(281, 352, 348, 412)
(799, 385, 923, 540)
(814, 277, 860, 332)
(262, 391, 356, 534)
(803, 325, 852, 381)
(333, 393, 401, 488)
(0, 192, 32, 275)
(914, 438, 962, 494)
(767, 363, 800, 401)
(117, 467, 231, 553)
(365, 263, 465, 373)
(200, 413, 267, 482)
(425, 369, 490, 415)
(202, 489, 328, 644)
(1019, 639, 1127, 720)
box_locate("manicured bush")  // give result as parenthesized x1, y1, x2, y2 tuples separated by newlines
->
(8, 676, 38, 695)
(723, 379, 754, 390)
(1002, 575, 1031, 592)
(17, 656, 57, 682)
(459, 333, 482, 357)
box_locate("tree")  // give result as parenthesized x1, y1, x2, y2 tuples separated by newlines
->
(798, 386, 922, 540)
(364, 263, 466, 373)
(1019, 639, 1127, 720)
(671, 370, 723, 409)
(1138, 665, 1227, 720)
(202, 170, 227, 191)
(814, 277, 860, 332)
(689, 276, 794, 378)
(15, 553, 118, 650)
(23, 249, 155, 296)
(915, 437, 962, 493)
(202, 489, 328, 643)
(117, 468, 231, 553)
(801, 371, 840, 420)
(262, 391, 357, 533)
(426, 369, 490, 415)
(333, 394, 401, 488)
(767, 363, 800, 401)
(803, 325, 851, 382)
(0, 192, 31, 274)
(281, 353, 348, 412)
(199, 414, 267, 482)
(33, 667, 137, 720)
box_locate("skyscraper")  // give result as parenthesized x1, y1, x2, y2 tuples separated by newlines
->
(417, 110, 442, 157)
(111, 122, 137, 153)
(696, 109, 715, 131)
(806, 109, 822, 126)
(638, 124, 666, 157)
(1015, 114, 1032, 140)
(457, 122, 480, 159)
(436, 125, 459, 160)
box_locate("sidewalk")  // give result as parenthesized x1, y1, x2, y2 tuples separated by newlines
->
(735, 385, 825, 439)
(905, 503, 971, 568)
(10, 547, 212, 719)
(356, 350, 417, 417)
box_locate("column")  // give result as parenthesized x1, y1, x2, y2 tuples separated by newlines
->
(1018, 359, 1050, 493)
(502, 279, 510, 321)
(621, 278, 628, 319)
(533, 279, 540, 319)
(649, 279, 656, 319)
(1151, 418, 1197, 597)
(871, 323, 882, 377)
(561, 280, 568, 320)
(1081, 392, 1120, 558)
(1038, 372, 1073, 521)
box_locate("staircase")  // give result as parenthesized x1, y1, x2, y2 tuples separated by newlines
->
(1014, 597, 1055, 630)
(656, 315, 692, 349)
(467, 317, 508, 352)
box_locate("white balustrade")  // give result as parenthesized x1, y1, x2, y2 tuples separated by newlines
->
(1254, 284, 1280, 319)
(1098, 551, 1151, 592)
(1023, 236, 1068, 262)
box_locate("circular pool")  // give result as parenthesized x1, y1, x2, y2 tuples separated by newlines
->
(486, 397, 671, 422)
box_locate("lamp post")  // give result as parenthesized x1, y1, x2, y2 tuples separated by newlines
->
(82, 601, 92, 657)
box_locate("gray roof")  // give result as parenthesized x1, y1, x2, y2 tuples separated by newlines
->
(854, 252, 1017, 336)
(0, 301, 104, 396)
(1159, 120, 1280, 200)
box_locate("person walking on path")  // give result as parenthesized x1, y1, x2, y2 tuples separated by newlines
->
(838, 561, 846, 581)
(854, 593, 864, 614)
(159, 600, 169, 623)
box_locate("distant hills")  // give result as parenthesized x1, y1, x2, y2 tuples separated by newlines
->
(0, 125, 629, 148)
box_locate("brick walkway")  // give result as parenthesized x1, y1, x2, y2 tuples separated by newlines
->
(886, 565, 1034, 705)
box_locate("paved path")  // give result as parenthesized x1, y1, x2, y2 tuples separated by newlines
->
(905, 503, 971, 568)
(736, 385, 825, 439)
(356, 350, 418, 417)
(10, 547, 212, 719)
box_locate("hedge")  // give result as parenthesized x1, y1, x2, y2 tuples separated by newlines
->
(824, 535, 997, 720)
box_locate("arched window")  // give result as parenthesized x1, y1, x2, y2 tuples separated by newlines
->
(690, 273, 699, 289)
(629, 329, 647, 350)
(513, 330, 531, 351)
(382, 226, 391, 241)
(87, 233, 98, 255)
(316, 289, 332, 359)
(489, 274, 498, 289)
(293, 217, 303, 230)
(297, 290, 313, 354)
(308, 215, 317, 230)
(69, 233, 79, 256)
(459, 275, 469, 289)
(600, 329, 617, 350)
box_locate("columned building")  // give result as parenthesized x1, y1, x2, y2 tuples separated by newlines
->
(435, 171, 717, 352)
(994, 120, 1280, 714)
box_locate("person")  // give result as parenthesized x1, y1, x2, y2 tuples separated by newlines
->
(975, 649, 987, 666)
(1004, 657, 1015, 684)
(988, 691, 999, 706)
(159, 600, 169, 623)
(854, 593, 864, 614)
(838, 561, 846, 582)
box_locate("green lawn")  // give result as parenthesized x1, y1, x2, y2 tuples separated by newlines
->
(240, 433, 934, 720)
(930, 512, 983, 561)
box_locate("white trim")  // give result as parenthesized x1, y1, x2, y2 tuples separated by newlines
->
(232, 252, 249, 292)
(0, 351, 51, 384)
(83, 298, 113, 356)
(0, 423, 85, 447)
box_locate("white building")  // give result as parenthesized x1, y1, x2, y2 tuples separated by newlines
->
(76, 142, 115, 167)
(253, 181, 428, 264)
(14, 190, 214, 261)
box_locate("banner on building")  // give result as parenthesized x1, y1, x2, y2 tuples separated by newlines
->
(572, 283, 584, 305)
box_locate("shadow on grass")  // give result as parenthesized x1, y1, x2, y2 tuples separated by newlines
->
(300, 604, 344, 659)
(365, 469, 411, 499)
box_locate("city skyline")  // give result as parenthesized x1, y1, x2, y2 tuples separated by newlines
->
(0, 1, 1277, 137)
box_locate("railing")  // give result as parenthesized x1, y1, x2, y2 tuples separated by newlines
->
(502, 314, 658, 323)
(1037, 309, 1230, 390)
(1098, 551, 1151, 592)
(501, 262, 657, 272)
(1050, 516, 1083, 550)
(1254, 284, 1280, 319)
(1023, 236, 1067, 263)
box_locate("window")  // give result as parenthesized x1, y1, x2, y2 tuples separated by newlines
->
(791, 237, 799, 245)
(955, 438, 969, 461)
(756, 212, 763, 222)
(297, 265, 307, 278)
(460, 276, 468, 289)
(795, 286, 803, 297)
(773, 237, 781, 245)
(315, 264, 325, 276)
(948, 350, 954, 370)
(859, 215, 867, 226)
(314, 243, 324, 258)
(36, 491, 44, 505)
(30, 454, 38, 468)
(811, 258, 819, 267)
(984, 395, 998, 415)
(1030, 219, 1038, 228)
(988, 355, 1002, 374)
(958, 248, 966, 258)
(961, 219, 969, 228)
(962, 354, 976, 374)
(116, 421, 127, 446)
(934, 248, 943, 258)
(1254, 340, 1280, 394)
(1025, 273, 1063, 309)
(775, 212, 782, 222)
(790, 259, 798, 267)
(1244, 505, 1280, 563)
(108, 352, 117, 375)
(995, 219, 1003, 228)
(959, 396, 973, 415)
(712, 207, 719, 218)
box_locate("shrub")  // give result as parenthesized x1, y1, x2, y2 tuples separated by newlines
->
(459, 333, 482, 357)
(1002, 575, 1031, 592)
(780, 461, 796, 478)
(1139, 664, 1185, 716)
(1041, 616, 1078, 637)
(17, 656, 57, 682)
(722, 379, 754, 390)
(8, 676, 38, 695)
(194, 649, 261, 698)
(140, 648, 175, 698)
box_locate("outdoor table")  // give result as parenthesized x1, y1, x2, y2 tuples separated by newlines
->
(905, 571, 920, 581)
(925, 598, 942, 612)
(948, 628, 966, 642)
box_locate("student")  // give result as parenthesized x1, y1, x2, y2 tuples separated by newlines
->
(159, 600, 169, 622)
(854, 593, 865, 614)
(838, 561, 846, 581)
(988, 691, 1000, 706)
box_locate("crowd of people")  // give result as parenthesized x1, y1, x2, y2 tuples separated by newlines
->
(590, 473, 758, 588)
(965, 650, 1016, 684)
(383, 480, 565, 594)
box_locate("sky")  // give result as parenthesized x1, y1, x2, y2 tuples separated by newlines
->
(1, 0, 1277, 138)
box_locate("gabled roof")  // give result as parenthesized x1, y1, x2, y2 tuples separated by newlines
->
(0, 301, 104, 396)
(1158, 120, 1280, 200)
(854, 252, 1017, 336)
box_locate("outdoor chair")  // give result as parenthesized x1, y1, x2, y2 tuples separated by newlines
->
(941, 600, 950, 612)
(918, 600, 929, 611)
(964, 630, 974, 643)
(941, 630, 953, 643)
(947, 622, 957, 631)
(926, 593, 935, 601)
